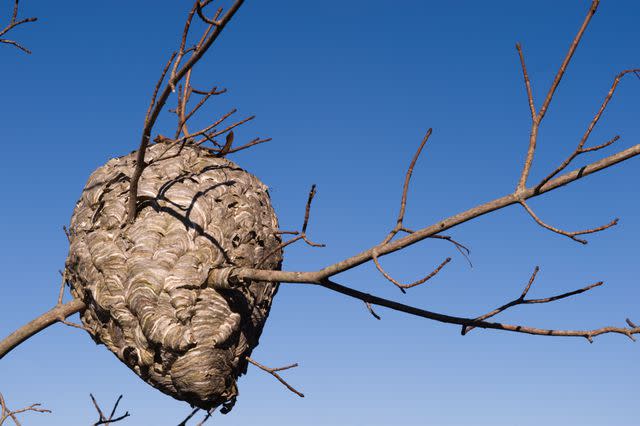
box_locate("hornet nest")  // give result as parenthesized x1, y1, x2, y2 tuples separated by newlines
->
(64, 140, 283, 412)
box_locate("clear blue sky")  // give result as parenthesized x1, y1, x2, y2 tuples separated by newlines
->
(1, 1, 639, 424)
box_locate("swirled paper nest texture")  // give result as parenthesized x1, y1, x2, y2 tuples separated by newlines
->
(65, 141, 282, 411)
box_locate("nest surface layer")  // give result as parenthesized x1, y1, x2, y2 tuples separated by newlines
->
(65, 142, 282, 411)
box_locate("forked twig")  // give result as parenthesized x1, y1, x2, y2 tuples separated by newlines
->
(371, 128, 451, 291)
(258, 184, 325, 266)
(246, 357, 304, 398)
(536, 68, 640, 190)
(461, 267, 604, 335)
(516, 0, 600, 192)
(0, 0, 37, 54)
(128, 0, 247, 223)
(0, 392, 50, 426)
(90, 394, 130, 426)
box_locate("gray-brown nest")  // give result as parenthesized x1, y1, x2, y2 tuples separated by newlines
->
(64, 141, 282, 412)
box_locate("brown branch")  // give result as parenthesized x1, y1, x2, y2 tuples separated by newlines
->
(516, 0, 600, 191)
(258, 184, 324, 267)
(372, 251, 450, 291)
(211, 141, 640, 342)
(215, 130, 234, 157)
(384, 128, 432, 244)
(225, 140, 640, 288)
(537, 0, 600, 122)
(127, 0, 246, 223)
(149, 108, 238, 166)
(315, 279, 638, 343)
(220, 136, 272, 155)
(0, 392, 50, 426)
(0, 0, 37, 54)
(175, 85, 227, 139)
(246, 357, 304, 398)
(180, 108, 237, 145)
(369, 129, 452, 292)
(537, 68, 640, 189)
(461, 267, 604, 335)
(90, 394, 130, 426)
(204, 135, 272, 155)
(0, 299, 85, 360)
(515, 43, 536, 120)
(429, 234, 472, 267)
(520, 200, 618, 244)
(196, 3, 223, 26)
(193, 114, 256, 146)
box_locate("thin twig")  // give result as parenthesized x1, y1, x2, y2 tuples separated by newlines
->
(224, 137, 272, 155)
(372, 252, 451, 292)
(515, 43, 536, 120)
(520, 200, 618, 244)
(462, 267, 603, 334)
(128, 0, 246, 223)
(364, 301, 381, 320)
(0, 0, 37, 54)
(176, 409, 199, 426)
(516, 0, 600, 191)
(91, 394, 130, 426)
(246, 357, 304, 398)
(536, 68, 640, 190)
(0, 392, 50, 426)
(384, 128, 432, 244)
(258, 184, 324, 266)
(193, 114, 256, 146)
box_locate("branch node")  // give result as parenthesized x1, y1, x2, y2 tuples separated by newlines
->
(246, 357, 304, 398)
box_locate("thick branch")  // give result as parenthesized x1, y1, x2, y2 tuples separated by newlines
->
(0, 299, 85, 360)
(317, 280, 638, 343)
(225, 142, 640, 286)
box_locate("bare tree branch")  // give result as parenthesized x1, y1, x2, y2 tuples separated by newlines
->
(516, 0, 600, 192)
(520, 200, 618, 244)
(246, 357, 304, 398)
(90, 394, 130, 426)
(0, 0, 37, 54)
(258, 184, 324, 267)
(0, 392, 50, 426)
(536, 68, 640, 190)
(226, 140, 640, 285)
(128, 0, 246, 223)
(0, 299, 84, 360)
(461, 267, 604, 335)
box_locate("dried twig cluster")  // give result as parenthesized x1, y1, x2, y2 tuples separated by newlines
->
(128, 0, 270, 224)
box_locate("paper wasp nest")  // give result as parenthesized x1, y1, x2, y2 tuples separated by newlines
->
(64, 141, 282, 412)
